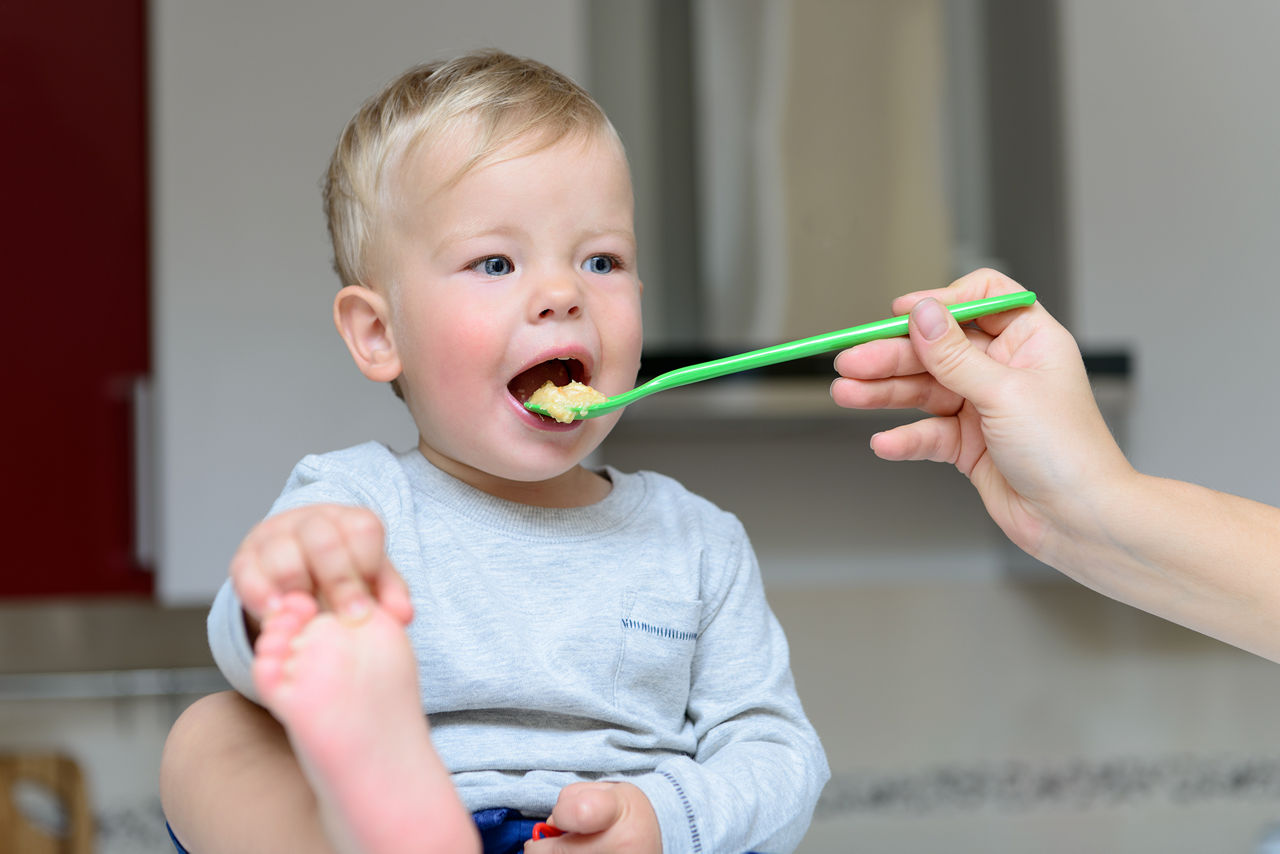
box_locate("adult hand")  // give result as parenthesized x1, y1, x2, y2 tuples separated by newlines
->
(832, 268, 1280, 662)
(829, 268, 1131, 564)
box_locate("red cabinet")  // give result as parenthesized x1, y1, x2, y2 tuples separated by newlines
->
(1, 2, 152, 595)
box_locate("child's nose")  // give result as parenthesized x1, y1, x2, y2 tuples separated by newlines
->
(531, 276, 583, 321)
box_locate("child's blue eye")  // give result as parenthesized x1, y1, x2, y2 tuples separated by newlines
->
(476, 256, 513, 276)
(584, 254, 617, 274)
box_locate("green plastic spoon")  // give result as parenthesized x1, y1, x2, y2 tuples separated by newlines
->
(524, 290, 1037, 421)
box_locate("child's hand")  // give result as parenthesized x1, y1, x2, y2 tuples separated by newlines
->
(230, 504, 413, 633)
(526, 782, 660, 854)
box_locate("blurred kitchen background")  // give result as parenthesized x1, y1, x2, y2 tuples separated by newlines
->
(4, 1, 1280, 851)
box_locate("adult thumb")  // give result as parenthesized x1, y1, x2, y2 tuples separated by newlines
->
(908, 297, 1004, 405)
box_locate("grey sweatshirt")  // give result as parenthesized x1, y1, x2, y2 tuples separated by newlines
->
(208, 442, 828, 853)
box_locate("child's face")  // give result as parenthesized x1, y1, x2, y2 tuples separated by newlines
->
(375, 128, 643, 500)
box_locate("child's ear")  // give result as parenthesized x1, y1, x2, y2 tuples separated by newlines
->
(334, 285, 402, 383)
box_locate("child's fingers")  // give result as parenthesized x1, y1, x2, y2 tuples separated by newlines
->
(257, 530, 313, 590)
(228, 552, 279, 620)
(231, 505, 397, 625)
(296, 511, 374, 622)
(531, 783, 659, 853)
(230, 531, 312, 619)
(548, 783, 622, 836)
(329, 507, 410, 623)
(335, 507, 388, 581)
(373, 558, 414, 625)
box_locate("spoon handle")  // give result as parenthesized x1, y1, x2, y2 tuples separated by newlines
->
(603, 291, 1038, 412)
(526, 291, 1037, 419)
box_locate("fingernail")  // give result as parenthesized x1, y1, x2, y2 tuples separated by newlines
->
(914, 299, 949, 341)
(342, 597, 371, 623)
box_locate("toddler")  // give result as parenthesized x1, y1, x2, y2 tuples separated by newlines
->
(160, 50, 828, 854)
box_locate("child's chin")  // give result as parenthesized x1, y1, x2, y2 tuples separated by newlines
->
(513, 458, 589, 483)
(507, 443, 603, 481)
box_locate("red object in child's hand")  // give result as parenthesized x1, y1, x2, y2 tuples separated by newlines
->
(531, 821, 564, 840)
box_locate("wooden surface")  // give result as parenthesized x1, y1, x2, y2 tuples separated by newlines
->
(0, 753, 93, 854)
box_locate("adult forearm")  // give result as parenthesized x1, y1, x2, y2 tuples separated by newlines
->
(1043, 471, 1280, 661)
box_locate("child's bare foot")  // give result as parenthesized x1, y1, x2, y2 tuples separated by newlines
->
(252, 592, 478, 854)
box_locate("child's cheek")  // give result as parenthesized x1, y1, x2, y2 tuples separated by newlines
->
(422, 312, 503, 384)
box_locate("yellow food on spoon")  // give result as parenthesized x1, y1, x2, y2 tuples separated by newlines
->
(527, 380, 607, 423)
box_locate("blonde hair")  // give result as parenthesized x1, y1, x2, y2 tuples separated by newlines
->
(323, 49, 616, 291)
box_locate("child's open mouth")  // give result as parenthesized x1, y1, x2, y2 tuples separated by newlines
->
(508, 357, 589, 419)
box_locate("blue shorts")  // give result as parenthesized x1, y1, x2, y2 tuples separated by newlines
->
(166, 821, 190, 854)
(168, 809, 763, 853)
(474, 807, 548, 854)
(166, 809, 556, 854)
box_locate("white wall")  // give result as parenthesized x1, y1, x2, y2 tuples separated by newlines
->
(152, 0, 587, 603)
(1060, 0, 1280, 505)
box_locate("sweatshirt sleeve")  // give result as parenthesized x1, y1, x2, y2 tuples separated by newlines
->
(207, 578, 261, 705)
(627, 523, 829, 854)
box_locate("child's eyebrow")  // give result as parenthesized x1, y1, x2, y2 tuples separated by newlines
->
(434, 224, 526, 247)
(585, 227, 637, 246)
(435, 224, 636, 250)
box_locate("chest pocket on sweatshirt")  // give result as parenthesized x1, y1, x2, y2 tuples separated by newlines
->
(613, 591, 701, 721)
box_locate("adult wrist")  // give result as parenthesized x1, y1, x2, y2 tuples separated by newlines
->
(1036, 462, 1144, 585)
